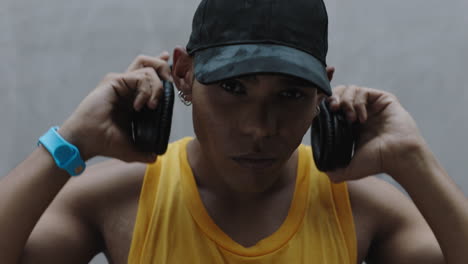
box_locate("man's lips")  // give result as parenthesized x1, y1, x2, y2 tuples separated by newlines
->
(231, 155, 277, 170)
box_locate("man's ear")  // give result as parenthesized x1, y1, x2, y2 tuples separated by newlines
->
(172, 47, 194, 100)
(326, 66, 335, 81)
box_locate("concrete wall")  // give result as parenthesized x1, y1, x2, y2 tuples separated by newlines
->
(1, 0, 467, 263)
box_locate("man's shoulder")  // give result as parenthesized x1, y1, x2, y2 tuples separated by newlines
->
(347, 176, 408, 216)
(347, 176, 440, 263)
(24, 159, 148, 263)
(347, 176, 406, 232)
(63, 159, 148, 261)
(48, 159, 147, 240)
(59, 159, 147, 219)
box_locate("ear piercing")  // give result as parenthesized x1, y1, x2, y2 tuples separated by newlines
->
(178, 90, 192, 106)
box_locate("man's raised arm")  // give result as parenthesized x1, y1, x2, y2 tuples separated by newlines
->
(0, 53, 172, 263)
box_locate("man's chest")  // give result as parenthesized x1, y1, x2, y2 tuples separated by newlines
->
(100, 193, 294, 261)
(100, 204, 374, 264)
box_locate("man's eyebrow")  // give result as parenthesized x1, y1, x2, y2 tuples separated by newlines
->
(278, 76, 317, 88)
(235, 74, 317, 88)
(237, 75, 258, 82)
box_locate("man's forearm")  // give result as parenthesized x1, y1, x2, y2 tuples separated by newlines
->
(0, 146, 70, 263)
(392, 144, 468, 264)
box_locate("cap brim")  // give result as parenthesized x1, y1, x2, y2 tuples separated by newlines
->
(192, 44, 331, 96)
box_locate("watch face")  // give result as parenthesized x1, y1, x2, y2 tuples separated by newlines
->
(54, 145, 76, 164)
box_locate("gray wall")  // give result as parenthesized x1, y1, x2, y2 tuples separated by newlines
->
(1, 0, 467, 263)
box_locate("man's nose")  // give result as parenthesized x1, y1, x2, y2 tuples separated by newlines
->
(240, 104, 278, 139)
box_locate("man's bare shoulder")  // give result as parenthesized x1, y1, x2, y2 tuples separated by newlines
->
(347, 176, 443, 264)
(64, 159, 147, 256)
(93, 160, 148, 259)
(56, 159, 146, 215)
(42, 159, 145, 263)
(347, 176, 409, 229)
(22, 159, 148, 264)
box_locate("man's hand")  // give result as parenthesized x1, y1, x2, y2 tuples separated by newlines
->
(325, 85, 426, 182)
(59, 52, 172, 163)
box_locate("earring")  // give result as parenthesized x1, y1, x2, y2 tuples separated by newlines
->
(178, 90, 192, 106)
(316, 106, 321, 115)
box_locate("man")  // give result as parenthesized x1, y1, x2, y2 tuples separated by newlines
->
(1, 0, 467, 263)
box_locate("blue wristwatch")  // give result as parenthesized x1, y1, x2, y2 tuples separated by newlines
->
(38, 126, 86, 176)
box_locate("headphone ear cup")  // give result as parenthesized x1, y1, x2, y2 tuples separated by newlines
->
(311, 100, 334, 171)
(155, 81, 174, 154)
(132, 81, 174, 154)
(311, 100, 357, 171)
(132, 107, 157, 152)
(333, 112, 355, 168)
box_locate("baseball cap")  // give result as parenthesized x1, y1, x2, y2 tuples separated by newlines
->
(186, 0, 332, 96)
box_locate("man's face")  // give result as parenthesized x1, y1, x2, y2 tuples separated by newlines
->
(191, 73, 323, 192)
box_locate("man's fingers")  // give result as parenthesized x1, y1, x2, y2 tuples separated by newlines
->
(133, 91, 150, 112)
(118, 53, 173, 110)
(126, 54, 166, 71)
(126, 54, 173, 82)
(131, 68, 162, 111)
(105, 67, 163, 111)
(148, 81, 163, 109)
(159, 51, 170, 61)
(106, 73, 137, 100)
(330, 85, 374, 123)
(353, 87, 369, 123)
(328, 85, 345, 111)
(339, 85, 358, 122)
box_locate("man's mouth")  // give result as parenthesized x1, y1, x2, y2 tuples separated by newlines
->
(231, 155, 277, 170)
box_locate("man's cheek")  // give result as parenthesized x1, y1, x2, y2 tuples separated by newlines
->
(193, 111, 234, 142)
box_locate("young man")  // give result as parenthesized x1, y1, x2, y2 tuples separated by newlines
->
(1, 0, 467, 263)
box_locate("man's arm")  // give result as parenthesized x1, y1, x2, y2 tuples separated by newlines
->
(0, 145, 81, 263)
(363, 143, 468, 264)
(17, 154, 106, 264)
(349, 176, 445, 264)
(384, 144, 468, 264)
(326, 85, 468, 263)
(19, 159, 145, 264)
(0, 53, 172, 263)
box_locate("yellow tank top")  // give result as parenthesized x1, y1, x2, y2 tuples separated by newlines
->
(128, 137, 356, 263)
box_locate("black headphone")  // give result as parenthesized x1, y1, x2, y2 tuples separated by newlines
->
(132, 81, 358, 171)
(132, 81, 174, 155)
(311, 100, 358, 171)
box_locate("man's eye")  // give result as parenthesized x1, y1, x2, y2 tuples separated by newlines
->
(219, 79, 246, 95)
(280, 89, 305, 99)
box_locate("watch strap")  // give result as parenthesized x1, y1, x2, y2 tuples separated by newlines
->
(38, 126, 86, 176)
